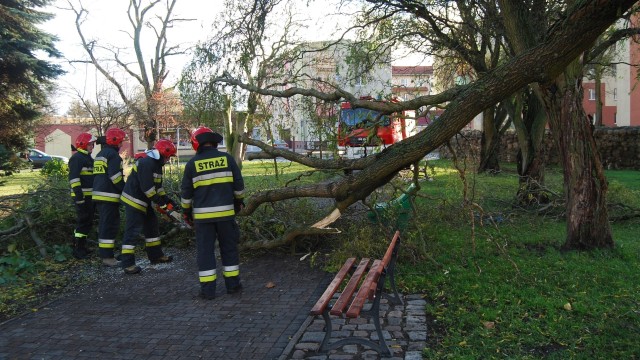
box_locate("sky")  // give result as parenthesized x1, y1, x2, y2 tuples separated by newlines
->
(40, 0, 222, 115)
(39, 0, 425, 115)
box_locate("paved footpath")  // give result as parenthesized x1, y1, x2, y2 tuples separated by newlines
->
(0, 247, 426, 359)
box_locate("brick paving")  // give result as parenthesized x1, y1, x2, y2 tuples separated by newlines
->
(0, 247, 427, 359)
(280, 295, 427, 360)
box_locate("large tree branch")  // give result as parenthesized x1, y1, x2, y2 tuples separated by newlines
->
(237, 0, 636, 231)
(215, 74, 465, 113)
(588, 27, 640, 61)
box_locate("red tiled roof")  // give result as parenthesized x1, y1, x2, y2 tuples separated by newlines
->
(392, 66, 433, 75)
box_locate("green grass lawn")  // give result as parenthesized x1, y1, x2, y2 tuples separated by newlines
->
(0, 170, 40, 196)
(394, 161, 640, 359)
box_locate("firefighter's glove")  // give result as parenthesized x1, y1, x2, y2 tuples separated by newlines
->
(234, 199, 245, 214)
(73, 189, 84, 203)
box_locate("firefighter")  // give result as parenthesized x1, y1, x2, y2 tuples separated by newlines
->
(68, 132, 97, 259)
(119, 139, 177, 275)
(93, 127, 127, 267)
(180, 126, 245, 299)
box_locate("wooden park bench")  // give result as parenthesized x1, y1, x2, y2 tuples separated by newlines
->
(310, 230, 403, 356)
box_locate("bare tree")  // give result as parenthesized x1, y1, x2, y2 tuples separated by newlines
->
(367, 0, 553, 202)
(68, 82, 135, 135)
(182, 0, 313, 166)
(66, 0, 191, 146)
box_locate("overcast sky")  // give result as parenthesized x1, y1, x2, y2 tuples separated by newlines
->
(40, 0, 223, 115)
(38, 0, 424, 115)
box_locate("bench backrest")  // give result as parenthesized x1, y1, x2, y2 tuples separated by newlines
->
(381, 230, 400, 268)
(310, 230, 401, 318)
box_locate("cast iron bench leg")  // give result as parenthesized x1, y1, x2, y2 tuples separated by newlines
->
(319, 310, 333, 352)
(385, 261, 404, 306)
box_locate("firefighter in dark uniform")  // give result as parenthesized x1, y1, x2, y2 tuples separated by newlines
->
(180, 126, 245, 299)
(68, 132, 97, 259)
(119, 138, 176, 275)
(93, 127, 127, 267)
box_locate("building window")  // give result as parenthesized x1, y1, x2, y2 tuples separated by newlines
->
(613, 88, 617, 101)
(614, 112, 617, 126)
(588, 89, 596, 101)
(400, 78, 408, 87)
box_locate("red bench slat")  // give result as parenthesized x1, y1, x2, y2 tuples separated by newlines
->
(346, 259, 383, 318)
(310, 257, 356, 315)
(381, 230, 400, 268)
(330, 258, 370, 316)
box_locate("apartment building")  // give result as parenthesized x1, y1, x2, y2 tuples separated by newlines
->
(264, 41, 393, 153)
(391, 65, 444, 129)
(582, 34, 640, 127)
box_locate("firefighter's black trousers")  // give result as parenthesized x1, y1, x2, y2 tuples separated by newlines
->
(119, 205, 165, 268)
(96, 202, 120, 259)
(196, 220, 241, 297)
(73, 198, 95, 239)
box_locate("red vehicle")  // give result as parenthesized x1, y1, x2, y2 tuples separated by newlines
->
(337, 96, 416, 158)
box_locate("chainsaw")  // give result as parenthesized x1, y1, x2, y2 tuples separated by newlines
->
(156, 202, 193, 230)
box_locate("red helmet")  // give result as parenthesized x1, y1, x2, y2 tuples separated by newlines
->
(155, 139, 177, 159)
(75, 132, 96, 150)
(105, 128, 127, 146)
(190, 126, 223, 151)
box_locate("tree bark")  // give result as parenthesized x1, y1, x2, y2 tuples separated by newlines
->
(500, 0, 617, 248)
(539, 61, 613, 249)
(478, 107, 501, 173)
(514, 90, 549, 205)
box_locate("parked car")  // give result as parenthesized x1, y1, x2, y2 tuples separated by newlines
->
(272, 140, 289, 149)
(27, 148, 69, 168)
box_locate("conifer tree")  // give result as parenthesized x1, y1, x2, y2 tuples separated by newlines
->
(0, 0, 63, 150)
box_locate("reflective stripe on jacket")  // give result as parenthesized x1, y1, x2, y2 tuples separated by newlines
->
(68, 149, 94, 199)
(92, 145, 124, 203)
(121, 156, 169, 213)
(180, 146, 244, 223)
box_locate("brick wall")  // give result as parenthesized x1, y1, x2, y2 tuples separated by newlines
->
(438, 127, 640, 170)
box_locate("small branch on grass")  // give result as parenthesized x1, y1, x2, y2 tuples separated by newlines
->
(23, 214, 47, 258)
(240, 226, 341, 250)
(488, 234, 520, 274)
(413, 226, 443, 268)
(0, 218, 25, 237)
(608, 202, 640, 221)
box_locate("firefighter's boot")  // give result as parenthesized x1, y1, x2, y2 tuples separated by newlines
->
(199, 282, 216, 300)
(72, 237, 89, 259)
(123, 265, 142, 275)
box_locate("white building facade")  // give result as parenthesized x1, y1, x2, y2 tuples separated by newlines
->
(263, 41, 393, 153)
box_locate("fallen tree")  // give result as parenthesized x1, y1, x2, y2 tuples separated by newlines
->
(192, 1, 637, 246)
